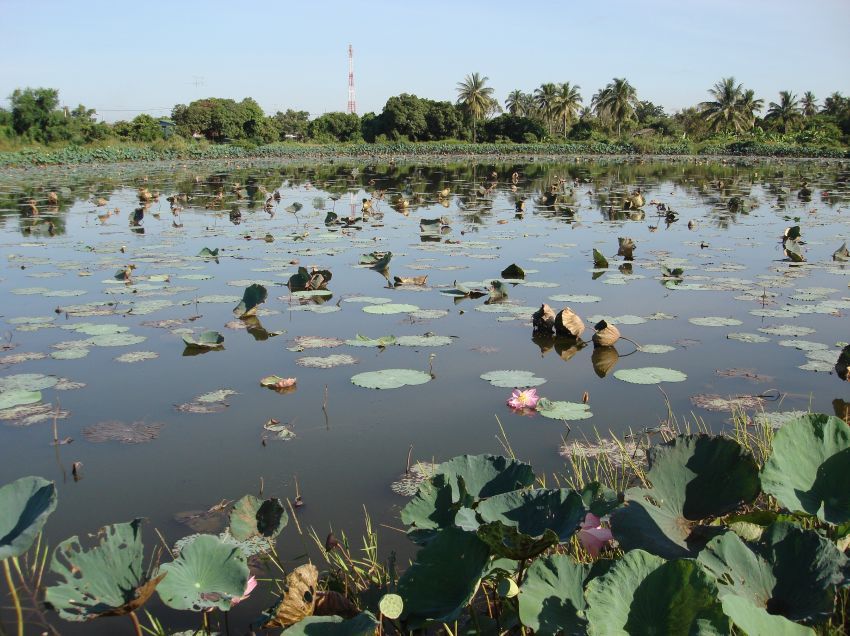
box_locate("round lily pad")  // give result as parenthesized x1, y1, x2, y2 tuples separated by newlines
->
(51, 349, 90, 360)
(637, 344, 676, 354)
(689, 316, 743, 327)
(85, 333, 147, 347)
(362, 303, 420, 315)
(0, 374, 59, 392)
(549, 294, 601, 303)
(613, 367, 687, 384)
(296, 354, 358, 368)
(727, 333, 770, 343)
(535, 399, 593, 421)
(396, 335, 453, 347)
(343, 296, 392, 304)
(758, 325, 816, 337)
(588, 314, 647, 325)
(115, 351, 159, 363)
(351, 369, 432, 390)
(481, 370, 547, 388)
(0, 390, 43, 410)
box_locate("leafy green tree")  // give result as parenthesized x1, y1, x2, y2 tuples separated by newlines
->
(552, 82, 582, 138)
(822, 92, 848, 116)
(9, 87, 60, 140)
(592, 78, 638, 136)
(738, 89, 764, 129)
(505, 90, 534, 116)
(380, 94, 429, 140)
(456, 72, 496, 142)
(766, 91, 801, 133)
(424, 101, 465, 140)
(129, 114, 162, 142)
(271, 109, 309, 140)
(699, 77, 749, 134)
(533, 83, 558, 135)
(483, 114, 545, 143)
(801, 92, 818, 117)
(308, 112, 362, 142)
(636, 101, 665, 123)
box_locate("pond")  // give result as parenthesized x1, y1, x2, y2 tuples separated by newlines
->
(1, 156, 849, 632)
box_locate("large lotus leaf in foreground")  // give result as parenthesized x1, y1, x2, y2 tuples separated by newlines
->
(698, 523, 846, 625)
(518, 554, 589, 636)
(398, 528, 491, 628)
(0, 475, 57, 559)
(611, 435, 760, 558)
(281, 612, 379, 636)
(436, 454, 535, 504)
(228, 494, 288, 541)
(157, 534, 249, 611)
(585, 549, 729, 635)
(476, 489, 585, 559)
(400, 473, 458, 532)
(45, 519, 164, 621)
(760, 413, 850, 524)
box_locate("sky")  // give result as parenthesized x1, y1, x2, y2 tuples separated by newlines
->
(1, 0, 849, 122)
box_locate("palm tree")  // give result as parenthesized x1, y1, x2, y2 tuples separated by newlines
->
(822, 92, 846, 116)
(700, 77, 749, 134)
(766, 91, 801, 133)
(552, 82, 582, 138)
(456, 72, 496, 143)
(801, 91, 818, 117)
(591, 78, 638, 136)
(533, 83, 559, 135)
(738, 89, 764, 129)
(505, 90, 525, 116)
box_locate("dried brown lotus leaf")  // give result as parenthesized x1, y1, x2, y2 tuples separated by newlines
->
(554, 307, 584, 338)
(264, 563, 318, 628)
(592, 320, 621, 347)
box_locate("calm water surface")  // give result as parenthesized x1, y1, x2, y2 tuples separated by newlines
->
(1, 157, 848, 632)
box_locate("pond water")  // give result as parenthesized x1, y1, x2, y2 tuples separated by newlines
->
(1, 157, 849, 632)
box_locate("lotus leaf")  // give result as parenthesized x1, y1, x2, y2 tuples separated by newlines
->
(476, 489, 585, 559)
(362, 303, 420, 315)
(233, 283, 267, 317)
(611, 435, 760, 558)
(518, 555, 589, 636)
(341, 296, 392, 304)
(613, 367, 687, 384)
(350, 368, 431, 389)
(689, 316, 743, 327)
(720, 595, 814, 635)
(396, 335, 453, 347)
(437, 454, 535, 503)
(580, 482, 622, 517)
(400, 474, 457, 532)
(398, 528, 491, 628)
(280, 612, 379, 635)
(360, 251, 392, 269)
(0, 389, 42, 410)
(197, 247, 219, 257)
(585, 550, 729, 635)
(593, 249, 609, 268)
(0, 476, 57, 559)
(697, 523, 846, 625)
(182, 331, 224, 349)
(63, 323, 128, 336)
(84, 333, 146, 347)
(262, 563, 318, 627)
(228, 495, 288, 541)
(296, 354, 358, 368)
(760, 414, 850, 524)
(115, 351, 158, 363)
(637, 344, 677, 353)
(535, 399, 593, 421)
(480, 370, 546, 388)
(45, 519, 164, 620)
(379, 594, 404, 619)
(549, 294, 601, 303)
(157, 534, 249, 611)
(0, 373, 58, 392)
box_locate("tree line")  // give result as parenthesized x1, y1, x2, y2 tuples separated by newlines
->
(2, 76, 849, 150)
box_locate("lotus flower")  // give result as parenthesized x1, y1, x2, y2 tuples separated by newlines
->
(578, 513, 613, 557)
(203, 575, 257, 611)
(507, 388, 540, 409)
(274, 378, 296, 389)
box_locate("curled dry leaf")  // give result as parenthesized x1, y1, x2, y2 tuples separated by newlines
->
(260, 376, 297, 390)
(592, 320, 621, 347)
(554, 307, 585, 338)
(314, 590, 358, 618)
(263, 563, 319, 628)
(532, 303, 556, 336)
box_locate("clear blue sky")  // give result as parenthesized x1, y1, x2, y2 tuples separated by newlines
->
(1, 0, 848, 122)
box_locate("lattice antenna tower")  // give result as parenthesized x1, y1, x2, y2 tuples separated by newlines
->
(347, 44, 356, 114)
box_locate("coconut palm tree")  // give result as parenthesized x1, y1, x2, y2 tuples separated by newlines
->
(766, 91, 801, 133)
(505, 90, 525, 116)
(591, 78, 638, 136)
(533, 83, 559, 135)
(801, 92, 818, 117)
(738, 89, 764, 129)
(456, 72, 496, 143)
(552, 82, 582, 138)
(822, 92, 847, 116)
(700, 77, 749, 134)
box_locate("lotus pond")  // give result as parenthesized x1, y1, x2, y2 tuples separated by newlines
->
(0, 157, 849, 635)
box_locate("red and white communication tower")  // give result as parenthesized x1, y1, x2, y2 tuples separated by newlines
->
(347, 44, 356, 114)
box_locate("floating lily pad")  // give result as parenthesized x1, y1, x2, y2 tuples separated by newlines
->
(115, 351, 158, 363)
(587, 314, 647, 325)
(196, 389, 237, 403)
(351, 369, 432, 390)
(182, 331, 224, 349)
(396, 335, 453, 347)
(0, 389, 42, 410)
(689, 316, 743, 327)
(229, 495, 288, 541)
(613, 367, 687, 384)
(289, 336, 345, 350)
(637, 344, 676, 354)
(85, 333, 146, 347)
(0, 373, 59, 392)
(62, 323, 128, 336)
(296, 354, 358, 368)
(549, 294, 601, 303)
(362, 303, 420, 315)
(342, 296, 392, 304)
(51, 348, 90, 360)
(535, 399, 593, 421)
(345, 334, 397, 348)
(727, 332, 771, 343)
(480, 370, 546, 388)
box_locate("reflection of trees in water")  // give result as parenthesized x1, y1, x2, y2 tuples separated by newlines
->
(1, 159, 848, 236)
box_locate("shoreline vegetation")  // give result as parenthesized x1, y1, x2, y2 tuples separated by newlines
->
(1, 139, 849, 169)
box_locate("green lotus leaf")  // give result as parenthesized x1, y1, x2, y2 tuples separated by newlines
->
(549, 293, 601, 303)
(362, 303, 420, 315)
(360, 251, 392, 269)
(580, 482, 622, 517)
(84, 333, 147, 347)
(585, 550, 729, 635)
(637, 344, 677, 353)
(518, 555, 589, 636)
(437, 454, 535, 503)
(350, 368, 431, 389)
(480, 370, 546, 388)
(197, 247, 219, 257)
(398, 528, 491, 628)
(697, 523, 846, 625)
(395, 335, 453, 347)
(720, 595, 814, 635)
(611, 435, 760, 558)
(0, 389, 42, 410)
(283, 611, 379, 635)
(228, 495, 288, 542)
(0, 373, 58, 392)
(401, 473, 458, 532)
(727, 332, 771, 343)
(476, 489, 585, 559)
(182, 331, 224, 349)
(760, 413, 850, 524)
(345, 334, 397, 348)
(613, 367, 687, 385)
(157, 534, 249, 612)
(593, 248, 609, 268)
(689, 317, 743, 327)
(63, 323, 129, 336)
(341, 296, 392, 304)
(0, 476, 57, 559)
(535, 399, 593, 421)
(45, 519, 164, 621)
(233, 283, 267, 318)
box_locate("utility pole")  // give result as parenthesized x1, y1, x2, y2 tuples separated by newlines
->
(347, 44, 356, 114)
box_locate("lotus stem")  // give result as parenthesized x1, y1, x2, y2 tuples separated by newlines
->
(128, 611, 142, 636)
(3, 559, 23, 636)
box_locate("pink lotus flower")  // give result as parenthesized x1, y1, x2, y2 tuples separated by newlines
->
(578, 513, 613, 557)
(232, 575, 257, 606)
(507, 388, 540, 409)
